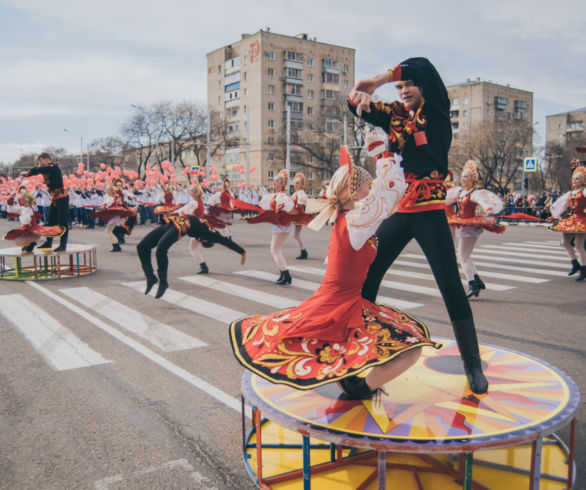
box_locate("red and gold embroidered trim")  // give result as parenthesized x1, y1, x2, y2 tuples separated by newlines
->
(50, 188, 68, 203)
(164, 216, 190, 236)
(397, 173, 447, 213)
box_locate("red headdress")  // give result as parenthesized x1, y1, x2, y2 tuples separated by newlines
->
(293, 172, 306, 189)
(276, 169, 289, 187)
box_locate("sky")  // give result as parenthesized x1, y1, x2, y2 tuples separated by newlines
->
(0, 0, 585, 164)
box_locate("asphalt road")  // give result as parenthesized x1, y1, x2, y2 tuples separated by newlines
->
(0, 217, 584, 489)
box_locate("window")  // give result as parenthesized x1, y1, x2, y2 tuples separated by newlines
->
(322, 73, 339, 84)
(268, 170, 274, 179)
(344, 80, 349, 88)
(286, 67, 303, 79)
(218, 65, 221, 73)
(217, 80, 221, 88)
(307, 90, 314, 99)
(268, 85, 274, 94)
(286, 84, 302, 95)
(268, 136, 274, 144)
(243, 88, 247, 96)
(287, 101, 303, 112)
(268, 153, 274, 161)
(308, 74, 314, 82)
(323, 58, 337, 68)
(321, 89, 338, 100)
(286, 51, 298, 61)
(268, 119, 274, 128)
(308, 171, 314, 180)
(266, 51, 275, 60)
(343, 64, 349, 73)
(243, 55, 248, 64)
(244, 72, 248, 80)
(451, 97, 459, 107)
(307, 107, 313, 115)
(307, 58, 314, 66)
(218, 96, 221, 103)
(463, 110, 468, 117)
(464, 98, 469, 105)
(307, 155, 313, 163)
(558, 123, 563, 129)
(268, 102, 274, 111)
(290, 171, 295, 178)
(268, 68, 274, 77)
(325, 120, 338, 132)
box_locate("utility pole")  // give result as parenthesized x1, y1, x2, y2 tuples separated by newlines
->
(286, 105, 291, 185)
(245, 108, 250, 186)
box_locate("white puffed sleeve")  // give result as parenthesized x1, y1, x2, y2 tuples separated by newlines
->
(470, 189, 503, 214)
(207, 191, 221, 206)
(258, 193, 274, 211)
(346, 154, 407, 251)
(274, 192, 294, 212)
(19, 207, 33, 226)
(294, 190, 308, 207)
(445, 186, 462, 205)
(103, 195, 114, 208)
(550, 191, 571, 219)
(176, 201, 197, 216)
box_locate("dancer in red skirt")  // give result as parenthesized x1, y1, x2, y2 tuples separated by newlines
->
(446, 160, 504, 298)
(549, 162, 586, 281)
(230, 140, 440, 399)
(3, 187, 65, 252)
(291, 172, 312, 260)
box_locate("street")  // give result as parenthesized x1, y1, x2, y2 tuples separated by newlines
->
(0, 218, 584, 489)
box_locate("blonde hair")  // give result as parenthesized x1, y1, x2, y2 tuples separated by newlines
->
(190, 183, 204, 199)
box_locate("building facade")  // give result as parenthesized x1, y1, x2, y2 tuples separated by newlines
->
(207, 29, 355, 195)
(546, 108, 586, 146)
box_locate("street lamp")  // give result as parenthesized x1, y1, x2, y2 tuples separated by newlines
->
(63, 128, 89, 171)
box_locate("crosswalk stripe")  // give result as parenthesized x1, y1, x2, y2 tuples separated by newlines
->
(122, 281, 245, 324)
(469, 253, 568, 269)
(289, 265, 514, 292)
(502, 242, 567, 253)
(60, 287, 207, 352)
(466, 260, 565, 277)
(26, 281, 245, 415)
(0, 294, 111, 371)
(475, 247, 567, 261)
(236, 270, 423, 310)
(525, 240, 561, 247)
(180, 275, 296, 309)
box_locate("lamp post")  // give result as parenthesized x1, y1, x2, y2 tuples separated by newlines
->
(63, 128, 89, 171)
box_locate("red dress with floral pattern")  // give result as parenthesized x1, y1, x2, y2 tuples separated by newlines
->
(230, 212, 439, 389)
(549, 190, 586, 233)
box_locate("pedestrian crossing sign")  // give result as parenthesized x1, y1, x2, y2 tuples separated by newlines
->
(523, 157, 537, 172)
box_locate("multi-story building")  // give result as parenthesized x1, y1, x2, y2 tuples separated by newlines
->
(546, 108, 586, 146)
(446, 79, 533, 148)
(207, 29, 355, 195)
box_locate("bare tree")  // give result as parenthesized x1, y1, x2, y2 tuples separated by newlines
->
(544, 134, 586, 192)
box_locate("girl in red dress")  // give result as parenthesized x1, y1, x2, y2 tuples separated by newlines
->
(291, 172, 311, 260)
(549, 163, 586, 281)
(230, 140, 440, 399)
(446, 160, 504, 298)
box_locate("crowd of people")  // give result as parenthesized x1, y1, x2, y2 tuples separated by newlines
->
(1, 57, 584, 402)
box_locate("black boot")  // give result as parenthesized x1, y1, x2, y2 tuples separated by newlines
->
(110, 243, 121, 252)
(451, 318, 489, 394)
(37, 239, 53, 250)
(296, 249, 308, 260)
(275, 270, 284, 283)
(576, 266, 586, 282)
(145, 274, 158, 295)
(113, 226, 126, 244)
(568, 259, 580, 276)
(197, 262, 209, 274)
(276, 269, 292, 285)
(22, 241, 37, 253)
(466, 279, 480, 298)
(339, 375, 377, 400)
(155, 269, 168, 298)
(473, 274, 486, 290)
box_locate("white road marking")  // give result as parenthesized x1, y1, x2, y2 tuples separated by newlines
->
(27, 282, 246, 416)
(60, 287, 207, 352)
(500, 242, 567, 254)
(236, 270, 423, 310)
(180, 275, 296, 309)
(0, 293, 111, 371)
(475, 247, 567, 261)
(122, 281, 245, 324)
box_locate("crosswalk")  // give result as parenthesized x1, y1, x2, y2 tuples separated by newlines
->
(0, 240, 571, 383)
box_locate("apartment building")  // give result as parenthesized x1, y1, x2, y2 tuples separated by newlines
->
(207, 29, 355, 195)
(446, 79, 533, 145)
(546, 108, 586, 146)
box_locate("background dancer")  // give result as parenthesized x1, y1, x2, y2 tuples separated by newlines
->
(246, 169, 294, 285)
(446, 160, 504, 298)
(20, 152, 69, 252)
(347, 57, 488, 394)
(90, 182, 135, 252)
(291, 172, 310, 260)
(549, 162, 586, 281)
(137, 214, 246, 299)
(231, 143, 440, 399)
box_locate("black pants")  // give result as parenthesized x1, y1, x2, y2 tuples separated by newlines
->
(362, 209, 472, 322)
(46, 196, 69, 247)
(136, 223, 180, 282)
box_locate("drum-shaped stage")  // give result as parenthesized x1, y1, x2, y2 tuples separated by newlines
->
(240, 340, 579, 489)
(0, 244, 97, 280)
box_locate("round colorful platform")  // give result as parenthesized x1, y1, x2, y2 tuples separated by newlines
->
(0, 244, 98, 280)
(240, 339, 579, 489)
